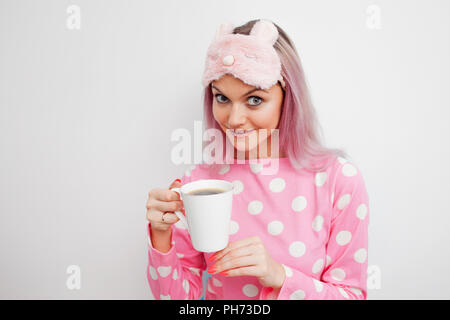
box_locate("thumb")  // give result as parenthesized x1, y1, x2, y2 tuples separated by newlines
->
(168, 178, 182, 190)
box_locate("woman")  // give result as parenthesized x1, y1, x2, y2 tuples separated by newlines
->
(146, 19, 369, 300)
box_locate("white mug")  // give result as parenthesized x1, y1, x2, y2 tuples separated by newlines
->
(171, 179, 234, 252)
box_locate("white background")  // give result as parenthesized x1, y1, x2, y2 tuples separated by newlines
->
(1, 0, 449, 299)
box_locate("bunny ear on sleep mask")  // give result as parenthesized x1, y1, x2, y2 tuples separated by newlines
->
(201, 19, 285, 91)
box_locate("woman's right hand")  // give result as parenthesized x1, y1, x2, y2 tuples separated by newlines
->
(146, 179, 185, 233)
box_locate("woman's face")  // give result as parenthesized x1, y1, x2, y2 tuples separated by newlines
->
(211, 74, 285, 159)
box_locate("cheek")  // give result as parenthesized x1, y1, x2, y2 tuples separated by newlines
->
(212, 104, 226, 123)
(252, 104, 281, 129)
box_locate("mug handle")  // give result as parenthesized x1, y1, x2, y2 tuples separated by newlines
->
(170, 187, 189, 231)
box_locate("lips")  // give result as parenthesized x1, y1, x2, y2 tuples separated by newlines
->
(228, 129, 256, 137)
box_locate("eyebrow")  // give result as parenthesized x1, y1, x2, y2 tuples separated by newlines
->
(211, 85, 268, 98)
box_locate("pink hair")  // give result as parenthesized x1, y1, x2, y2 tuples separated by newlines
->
(201, 20, 350, 174)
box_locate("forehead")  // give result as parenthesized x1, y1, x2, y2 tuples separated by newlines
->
(212, 74, 259, 91)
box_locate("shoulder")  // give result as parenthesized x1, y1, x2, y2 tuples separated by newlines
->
(331, 156, 369, 195)
(329, 156, 370, 220)
(328, 156, 367, 186)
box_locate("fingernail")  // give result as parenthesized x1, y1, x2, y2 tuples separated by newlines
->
(208, 266, 217, 274)
(219, 271, 228, 276)
(175, 179, 181, 183)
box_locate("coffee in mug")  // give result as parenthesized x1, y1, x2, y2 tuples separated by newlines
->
(188, 187, 227, 196)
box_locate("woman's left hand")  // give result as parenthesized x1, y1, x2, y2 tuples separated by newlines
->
(207, 236, 286, 289)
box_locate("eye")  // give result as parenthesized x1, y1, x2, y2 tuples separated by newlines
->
(214, 94, 264, 107)
(214, 94, 228, 104)
(248, 96, 263, 106)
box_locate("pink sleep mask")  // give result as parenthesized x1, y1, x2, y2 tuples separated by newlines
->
(201, 19, 285, 91)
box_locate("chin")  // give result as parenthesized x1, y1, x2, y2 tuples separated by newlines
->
(224, 130, 272, 157)
(232, 140, 258, 156)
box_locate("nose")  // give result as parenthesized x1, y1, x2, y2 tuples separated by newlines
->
(227, 103, 247, 128)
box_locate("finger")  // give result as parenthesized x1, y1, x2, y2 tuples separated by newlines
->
(151, 188, 180, 202)
(212, 244, 256, 266)
(146, 208, 164, 223)
(147, 209, 180, 225)
(159, 212, 180, 224)
(168, 179, 182, 189)
(209, 255, 258, 275)
(210, 236, 261, 262)
(221, 266, 262, 278)
(147, 198, 183, 213)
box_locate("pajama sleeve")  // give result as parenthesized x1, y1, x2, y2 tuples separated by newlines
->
(146, 165, 207, 300)
(259, 161, 370, 300)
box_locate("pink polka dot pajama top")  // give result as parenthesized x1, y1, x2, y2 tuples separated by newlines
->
(147, 155, 370, 300)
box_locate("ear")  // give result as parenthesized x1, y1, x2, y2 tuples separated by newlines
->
(214, 22, 235, 40)
(249, 19, 279, 45)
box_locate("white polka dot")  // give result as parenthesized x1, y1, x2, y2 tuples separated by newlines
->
(331, 192, 335, 204)
(176, 253, 184, 258)
(337, 194, 351, 210)
(350, 287, 363, 296)
(160, 294, 171, 300)
(189, 267, 201, 277)
(248, 200, 263, 215)
(207, 282, 216, 294)
(282, 264, 293, 277)
(336, 231, 352, 246)
(354, 248, 367, 263)
(330, 268, 346, 281)
(172, 268, 178, 280)
(356, 203, 368, 220)
(342, 163, 357, 177)
(338, 287, 349, 299)
(291, 195, 307, 212)
(250, 162, 263, 174)
(312, 215, 324, 232)
(268, 221, 284, 235)
(312, 278, 323, 292)
(232, 180, 244, 194)
(229, 220, 239, 235)
(337, 157, 347, 164)
(182, 279, 189, 293)
(212, 278, 222, 287)
(269, 177, 286, 192)
(289, 241, 306, 258)
(218, 164, 230, 175)
(149, 266, 158, 280)
(326, 255, 332, 267)
(312, 259, 324, 274)
(157, 266, 172, 278)
(242, 284, 259, 297)
(315, 172, 327, 187)
(290, 289, 306, 300)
